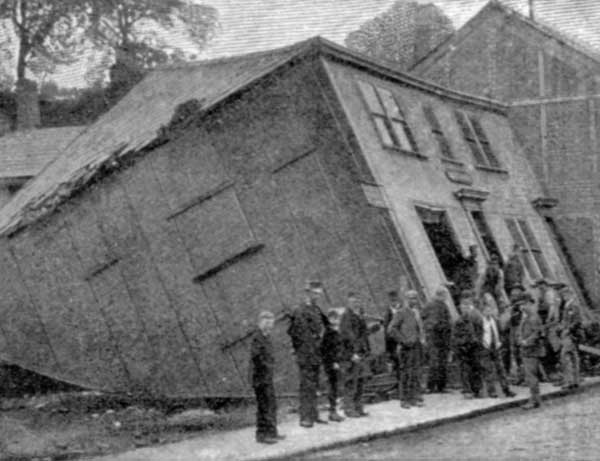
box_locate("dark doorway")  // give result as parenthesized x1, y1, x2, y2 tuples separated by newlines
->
(416, 207, 462, 281)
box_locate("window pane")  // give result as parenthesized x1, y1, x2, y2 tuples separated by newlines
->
(455, 110, 475, 141)
(532, 249, 551, 278)
(374, 116, 395, 147)
(505, 218, 538, 278)
(378, 88, 403, 119)
(470, 210, 501, 259)
(358, 80, 384, 114)
(468, 139, 487, 166)
(423, 105, 441, 131)
(470, 116, 500, 167)
(517, 220, 540, 250)
(391, 121, 413, 151)
(436, 134, 454, 158)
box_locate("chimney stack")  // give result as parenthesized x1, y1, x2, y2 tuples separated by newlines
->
(16, 79, 40, 131)
(529, 0, 535, 20)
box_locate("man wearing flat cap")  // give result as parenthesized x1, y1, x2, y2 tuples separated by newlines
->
(517, 293, 545, 409)
(287, 279, 328, 427)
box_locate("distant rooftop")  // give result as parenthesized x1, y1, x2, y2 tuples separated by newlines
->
(0, 126, 85, 180)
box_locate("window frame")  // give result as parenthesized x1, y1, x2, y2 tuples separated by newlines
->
(357, 80, 422, 157)
(504, 217, 551, 280)
(422, 104, 454, 160)
(455, 110, 502, 169)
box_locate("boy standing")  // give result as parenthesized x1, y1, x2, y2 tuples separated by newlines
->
(517, 294, 545, 410)
(559, 286, 583, 390)
(387, 290, 426, 409)
(321, 308, 344, 422)
(250, 311, 285, 443)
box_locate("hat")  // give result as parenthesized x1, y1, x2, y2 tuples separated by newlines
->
(508, 283, 525, 292)
(305, 279, 323, 293)
(258, 310, 275, 321)
(513, 293, 534, 306)
(460, 289, 475, 300)
(387, 290, 399, 299)
(531, 277, 550, 287)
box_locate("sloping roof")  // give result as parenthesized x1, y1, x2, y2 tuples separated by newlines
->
(413, 0, 600, 73)
(0, 126, 84, 180)
(0, 37, 507, 237)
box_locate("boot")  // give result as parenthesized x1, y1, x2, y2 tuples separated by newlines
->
(328, 410, 344, 422)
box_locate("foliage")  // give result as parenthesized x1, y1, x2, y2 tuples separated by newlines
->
(88, 0, 219, 69)
(0, 0, 91, 82)
(345, 1, 454, 69)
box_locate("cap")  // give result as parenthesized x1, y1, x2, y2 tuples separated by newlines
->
(305, 279, 323, 293)
(531, 277, 550, 287)
(387, 289, 399, 299)
(460, 289, 475, 300)
(508, 283, 525, 292)
(513, 293, 534, 306)
(258, 310, 275, 321)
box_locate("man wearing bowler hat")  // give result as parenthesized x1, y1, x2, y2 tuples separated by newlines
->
(287, 279, 328, 427)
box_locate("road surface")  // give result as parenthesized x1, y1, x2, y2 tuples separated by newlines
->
(297, 387, 600, 460)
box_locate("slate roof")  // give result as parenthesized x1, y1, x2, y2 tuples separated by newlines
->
(0, 126, 85, 180)
(0, 37, 506, 237)
(413, 0, 600, 73)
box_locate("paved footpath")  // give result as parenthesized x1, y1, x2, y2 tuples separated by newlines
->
(85, 377, 600, 461)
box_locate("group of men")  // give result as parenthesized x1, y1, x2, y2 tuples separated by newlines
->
(249, 244, 586, 443)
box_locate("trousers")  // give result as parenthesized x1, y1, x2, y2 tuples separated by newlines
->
(298, 362, 320, 423)
(399, 344, 422, 403)
(254, 383, 277, 438)
(427, 343, 449, 392)
(523, 356, 541, 404)
(481, 347, 510, 395)
(341, 360, 364, 413)
(561, 340, 580, 387)
(324, 364, 340, 412)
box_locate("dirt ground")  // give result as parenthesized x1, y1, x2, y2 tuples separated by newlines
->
(0, 391, 297, 461)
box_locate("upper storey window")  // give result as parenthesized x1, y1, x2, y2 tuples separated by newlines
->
(357, 80, 419, 155)
(422, 104, 454, 160)
(455, 110, 501, 169)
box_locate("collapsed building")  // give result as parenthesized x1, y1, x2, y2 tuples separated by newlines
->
(0, 37, 582, 397)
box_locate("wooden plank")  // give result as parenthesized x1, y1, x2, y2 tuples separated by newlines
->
(67, 196, 163, 395)
(145, 148, 246, 394)
(95, 175, 201, 397)
(120, 159, 230, 395)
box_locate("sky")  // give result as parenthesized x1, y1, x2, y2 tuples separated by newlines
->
(10, 0, 600, 88)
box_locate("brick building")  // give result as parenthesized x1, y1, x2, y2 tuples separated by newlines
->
(0, 37, 578, 397)
(413, 0, 600, 307)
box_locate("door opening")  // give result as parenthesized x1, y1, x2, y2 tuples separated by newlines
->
(416, 207, 463, 283)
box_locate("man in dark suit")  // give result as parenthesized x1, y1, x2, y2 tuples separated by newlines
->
(559, 286, 583, 390)
(422, 286, 452, 393)
(387, 290, 425, 408)
(383, 290, 402, 382)
(452, 290, 484, 399)
(250, 311, 285, 444)
(340, 292, 370, 418)
(321, 308, 344, 422)
(517, 293, 545, 409)
(287, 280, 328, 427)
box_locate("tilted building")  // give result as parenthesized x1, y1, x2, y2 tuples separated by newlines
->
(0, 37, 579, 397)
(413, 0, 600, 307)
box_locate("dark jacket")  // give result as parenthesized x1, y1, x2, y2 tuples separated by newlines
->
(387, 306, 423, 347)
(504, 254, 524, 292)
(422, 299, 451, 346)
(339, 308, 370, 362)
(383, 302, 401, 353)
(249, 330, 274, 387)
(561, 300, 583, 344)
(321, 327, 342, 367)
(287, 301, 326, 365)
(517, 313, 545, 357)
(452, 307, 483, 350)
